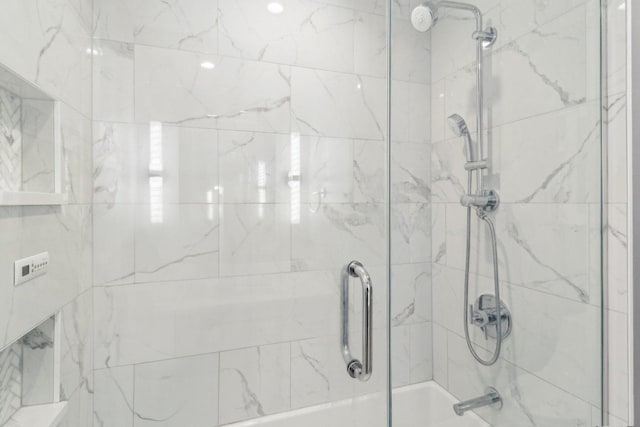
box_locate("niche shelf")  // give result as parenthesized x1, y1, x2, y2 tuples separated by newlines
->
(0, 62, 66, 206)
(0, 316, 68, 427)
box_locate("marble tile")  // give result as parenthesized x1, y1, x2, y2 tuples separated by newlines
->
(291, 328, 388, 408)
(135, 45, 291, 133)
(500, 283, 601, 405)
(431, 203, 446, 265)
(60, 105, 92, 205)
(94, 271, 339, 367)
(431, 323, 448, 388)
(94, 0, 218, 53)
(355, 11, 387, 78)
(391, 17, 431, 83)
(291, 336, 353, 408)
(500, 0, 592, 45)
(0, 0, 92, 114)
(391, 263, 431, 326)
(57, 382, 93, 427)
(446, 332, 593, 427)
(607, 309, 629, 421)
(444, 203, 594, 304)
(136, 125, 218, 204)
(219, 344, 291, 424)
(93, 40, 134, 123)
(93, 204, 135, 286)
(430, 138, 467, 204)
(391, 203, 430, 264)
(21, 99, 55, 194)
(93, 122, 138, 205)
(353, 139, 386, 203)
(409, 322, 432, 383)
(135, 203, 219, 283)
(391, 142, 430, 203)
(430, 2, 500, 82)
(219, 203, 290, 276)
(219, 0, 356, 73)
(134, 353, 219, 427)
(391, 325, 411, 388)
(1, 205, 92, 348)
(299, 136, 354, 204)
(496, 102, 601, 204)
(93, 367, 134, 427)
(606, 204, 628, 313)
(291, 67, 385, 140)
(490, 4, 600, 126)
(606, 94, 628, 205)
(218, 131, 290, 204)
(431, 79, 446, 143)
(433, 263, 601, 405)
(292, 202, 385, 271)
(59, 290, 93, 401)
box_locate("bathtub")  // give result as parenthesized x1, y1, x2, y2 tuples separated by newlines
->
(226, 381, 489, 427)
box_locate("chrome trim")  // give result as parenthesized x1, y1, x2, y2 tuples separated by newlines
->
(342, 261, 373, 381)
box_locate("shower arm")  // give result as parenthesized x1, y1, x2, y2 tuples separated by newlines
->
(438, 1, 486, 195)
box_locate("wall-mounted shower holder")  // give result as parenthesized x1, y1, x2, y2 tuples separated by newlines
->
(469, 294, 511, 340)
(460, 189, 500, 212)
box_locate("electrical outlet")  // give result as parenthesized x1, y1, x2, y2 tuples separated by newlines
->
(14, 252, 49, 286)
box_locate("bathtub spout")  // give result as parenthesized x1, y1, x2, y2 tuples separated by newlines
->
(453, 387, 502, 416)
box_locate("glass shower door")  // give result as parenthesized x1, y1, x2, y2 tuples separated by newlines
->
(388, 0, 604, 426)
(91, 0, 392, 426)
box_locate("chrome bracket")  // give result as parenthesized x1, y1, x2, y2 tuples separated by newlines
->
(473, 26, 498, 48)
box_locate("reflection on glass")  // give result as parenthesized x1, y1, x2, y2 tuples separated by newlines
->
(258, 161, 266, 218)
(290, 133, 300, 224)
(149, 121, 163, 224)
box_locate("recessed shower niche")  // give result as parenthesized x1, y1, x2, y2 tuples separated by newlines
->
(0, 63, 65, 206)
(0, 316, 67, 427)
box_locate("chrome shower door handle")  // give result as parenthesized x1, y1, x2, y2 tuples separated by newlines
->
(341, 261, 373, 381)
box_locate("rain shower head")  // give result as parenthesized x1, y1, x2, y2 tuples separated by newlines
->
(411, 2, 438, 32)
(448, 114, 475, 162)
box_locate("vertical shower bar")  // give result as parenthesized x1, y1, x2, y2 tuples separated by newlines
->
(475, 13, 484, 194)
(439, 2, 485, 193)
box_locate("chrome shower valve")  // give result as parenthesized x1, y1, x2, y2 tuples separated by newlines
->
(469, 294, 512, 341)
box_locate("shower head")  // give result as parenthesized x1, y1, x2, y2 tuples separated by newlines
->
(411, 2, 438, 32)
(447, 113, 469, 137)
(447, 114, 475, 162)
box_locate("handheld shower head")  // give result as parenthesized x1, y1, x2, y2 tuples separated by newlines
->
(447, 113, 469, 137)
(448, 114, 475, 162)
(411, 3, 438, 32)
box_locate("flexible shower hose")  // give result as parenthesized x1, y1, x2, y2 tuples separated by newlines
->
(462, 173, 503, 366)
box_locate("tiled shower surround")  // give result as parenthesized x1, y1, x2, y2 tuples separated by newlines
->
(90, 0, 631, 426)
(0, 1, 631, 427)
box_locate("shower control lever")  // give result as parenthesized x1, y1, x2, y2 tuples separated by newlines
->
(469, 294, 512, 340)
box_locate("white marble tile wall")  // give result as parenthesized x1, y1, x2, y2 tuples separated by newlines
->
(0, 2, 94, 427)
(428, 0, 616, 426)
(91, 0, 432, 425)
